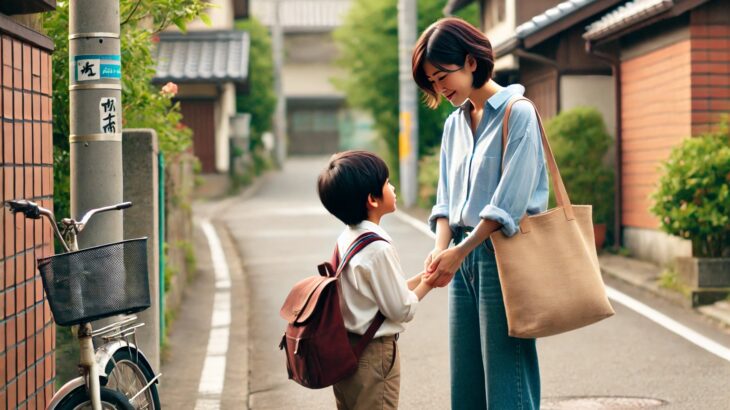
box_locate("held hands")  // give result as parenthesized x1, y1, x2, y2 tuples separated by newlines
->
(423, 246, 467, 288)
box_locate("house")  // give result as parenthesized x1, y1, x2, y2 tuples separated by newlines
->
(153, 0, 250, 173)
(251, 0, 377, 155)
(583, 0, 729, 264)
(445, 0, 730, 265)
(0, 2, 57, 408)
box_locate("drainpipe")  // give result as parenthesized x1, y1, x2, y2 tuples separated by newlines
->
(513, 48, 561, 113)
(585, 42, 623, 249)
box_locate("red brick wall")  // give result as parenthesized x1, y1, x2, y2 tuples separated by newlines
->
(620, 40, 692, 229)
(0, 32, 55, 409)
(690, 3, 730, 135)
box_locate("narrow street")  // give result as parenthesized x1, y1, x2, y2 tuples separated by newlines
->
(161, 157, 730, 409)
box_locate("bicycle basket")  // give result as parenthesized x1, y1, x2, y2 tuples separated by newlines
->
(37, 238, 151, 326)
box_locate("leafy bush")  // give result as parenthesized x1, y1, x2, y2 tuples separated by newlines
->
(235, 17, 276, 173)
(545, 107, 615, 241)
(651, 117, 730, 257)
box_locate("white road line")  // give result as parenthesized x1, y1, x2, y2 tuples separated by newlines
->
(196, 220, 232, 410)
(393, 210, 730, 363)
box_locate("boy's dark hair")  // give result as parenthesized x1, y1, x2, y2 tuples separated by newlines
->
(318, 150, 389, 226)
(412, 17, 494, 109)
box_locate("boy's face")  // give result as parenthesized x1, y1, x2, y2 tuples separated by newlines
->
(381, 179, 397, 214)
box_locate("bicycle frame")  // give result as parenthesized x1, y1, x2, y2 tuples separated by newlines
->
(6, 199, 134, 410)
(47, 319, 160, 410)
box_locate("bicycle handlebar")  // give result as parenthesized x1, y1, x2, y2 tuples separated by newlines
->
(5, 200, 133, 253)
(5, 199, 43, 219)
(77, 201, 133, 230)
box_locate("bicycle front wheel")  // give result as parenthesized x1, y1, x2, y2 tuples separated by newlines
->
(54, 386, 135, 410)
(104, 349, 161, 410)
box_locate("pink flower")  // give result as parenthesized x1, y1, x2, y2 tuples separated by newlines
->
(161, 82, 178, 96)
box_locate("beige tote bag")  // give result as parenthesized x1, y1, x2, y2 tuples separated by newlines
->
(490, 97, 615, 339)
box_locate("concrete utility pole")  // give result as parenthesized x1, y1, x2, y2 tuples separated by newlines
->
(398, 0, 418, 207)
(272, 0, 287, 167)
(69, 0, 123, 247)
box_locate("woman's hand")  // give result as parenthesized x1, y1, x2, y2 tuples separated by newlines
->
(425, 246, 467, 287)
(423, 248, 445, 272)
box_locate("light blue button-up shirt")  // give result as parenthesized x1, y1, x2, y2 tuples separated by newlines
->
(428, 84, 549, 237)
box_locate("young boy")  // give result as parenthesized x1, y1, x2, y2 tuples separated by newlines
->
(317, 150, 432, 410)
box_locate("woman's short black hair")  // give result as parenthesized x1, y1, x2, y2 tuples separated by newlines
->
(412, 17, 494, 108)
(317, 150, 389, 226)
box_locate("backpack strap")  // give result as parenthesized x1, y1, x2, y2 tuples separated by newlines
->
(333, 231, 384, 277)
(333, 231, 389, 358)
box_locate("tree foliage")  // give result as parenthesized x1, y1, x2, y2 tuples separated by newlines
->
(235, 17, 276, 162)
(651, 117, 730, 257)
(333, 0, 478, 180)
(43, 0, 207, 219)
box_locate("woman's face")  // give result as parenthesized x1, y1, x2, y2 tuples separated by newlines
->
(423, 56, 476, 107)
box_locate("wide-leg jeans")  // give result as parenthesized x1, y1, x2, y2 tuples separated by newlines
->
(450, 233, 540, 410)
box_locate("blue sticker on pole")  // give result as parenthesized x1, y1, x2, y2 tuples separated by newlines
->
(74, 55, 121, 81)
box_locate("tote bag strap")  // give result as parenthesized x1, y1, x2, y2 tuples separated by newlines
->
(501, 96, 575, 222)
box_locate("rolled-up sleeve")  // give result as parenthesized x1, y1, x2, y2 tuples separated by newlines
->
(364, 246, 419, 323)
(480, 101, 542, 237)
(428, 123, 451, 233)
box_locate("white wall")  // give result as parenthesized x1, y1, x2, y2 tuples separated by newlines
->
(560, 75, 616, 138)
(624, 227, 692, 266)
(215, 82, 236, 172)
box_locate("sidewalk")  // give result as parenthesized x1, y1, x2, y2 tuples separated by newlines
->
(599, 253, 730, 331)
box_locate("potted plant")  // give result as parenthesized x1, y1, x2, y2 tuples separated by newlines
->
(651, 117, 730, 304)
(545, 107, 615, 250)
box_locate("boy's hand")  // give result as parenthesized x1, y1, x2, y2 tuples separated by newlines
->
(425, 247, 467, 287)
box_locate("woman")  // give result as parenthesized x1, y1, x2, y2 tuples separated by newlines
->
(411, 18, 548, 409)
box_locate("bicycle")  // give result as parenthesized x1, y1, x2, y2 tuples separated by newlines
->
(6, 199, 161, 410)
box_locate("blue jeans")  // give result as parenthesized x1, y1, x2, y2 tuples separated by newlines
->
(450, 233, 540, 410)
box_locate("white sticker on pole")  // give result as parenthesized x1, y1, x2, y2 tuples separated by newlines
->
(99, 97, 118, 134)
(75, 54, 121, 81)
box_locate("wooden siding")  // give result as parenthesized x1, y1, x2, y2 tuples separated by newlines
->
(180, 100, 217, 173)
(620, 40, 692, 229)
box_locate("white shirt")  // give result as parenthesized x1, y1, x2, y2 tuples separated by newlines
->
(336, 220, 419, 338)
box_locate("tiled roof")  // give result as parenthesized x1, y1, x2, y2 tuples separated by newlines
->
(153, 31, 250, 84)
(515, 0, 597, 38)
(251, 0, 351, 31)
(584, 0, 673, 41)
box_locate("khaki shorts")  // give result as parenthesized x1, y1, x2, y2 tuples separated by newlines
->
(333, 334, 400, 410)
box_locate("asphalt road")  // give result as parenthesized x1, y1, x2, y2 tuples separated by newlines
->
(162, 157, 730, 409)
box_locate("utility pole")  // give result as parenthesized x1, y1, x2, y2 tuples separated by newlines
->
(69, 0, 123, 246)
(272, 0, 287, 167)
(398, 0, 418, 207)
(69, 0, 124, 310)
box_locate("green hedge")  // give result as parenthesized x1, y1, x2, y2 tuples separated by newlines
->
(651, 116, 730, 257)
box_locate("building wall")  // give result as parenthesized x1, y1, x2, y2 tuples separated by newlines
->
(0, 24, 56, 409)
(215, 82, 235, 172)
(690, 0, 730, 136)
(620, 36, 692, 231)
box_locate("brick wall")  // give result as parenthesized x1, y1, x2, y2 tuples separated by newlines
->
(620, 39, 692, 229)
(690, 2, 730, 135)
(0, 31, 55, 409)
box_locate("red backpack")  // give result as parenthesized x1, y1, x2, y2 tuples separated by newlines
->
(279, 232, 386, 389)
